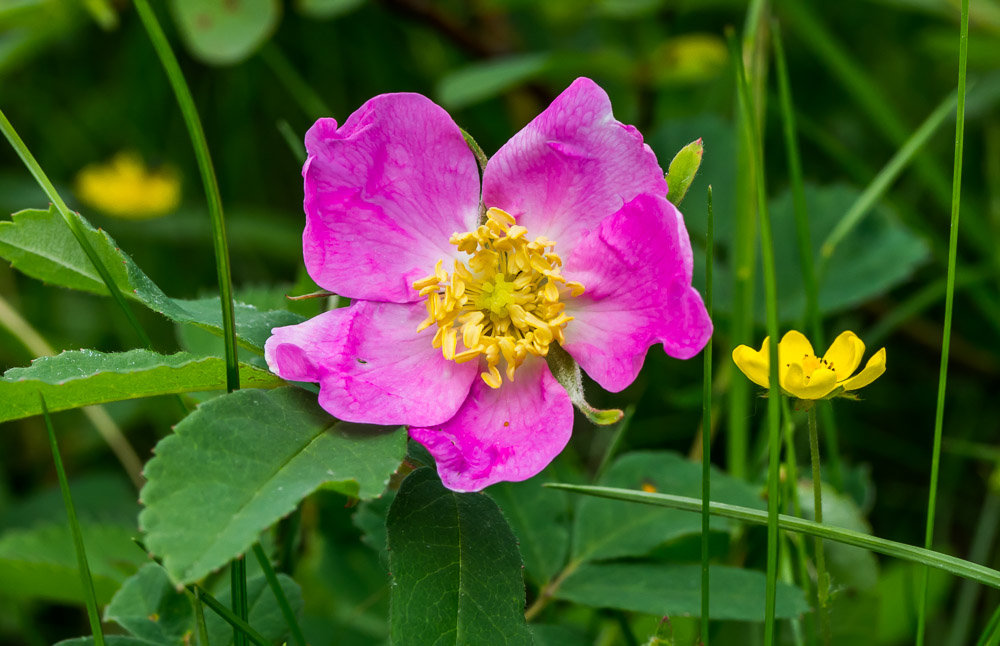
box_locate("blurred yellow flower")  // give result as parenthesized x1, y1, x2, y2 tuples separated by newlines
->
(732, 330, 886, 401)
(74, 152, 180, 219)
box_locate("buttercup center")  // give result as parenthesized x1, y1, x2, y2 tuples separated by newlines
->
(413, 207, 585, 389)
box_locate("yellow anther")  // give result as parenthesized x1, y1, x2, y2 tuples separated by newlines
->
(412, 207, 584, 388)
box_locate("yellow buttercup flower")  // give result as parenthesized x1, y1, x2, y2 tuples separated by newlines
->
(732, 330, 886, 401)
(74, 152, 180, 219)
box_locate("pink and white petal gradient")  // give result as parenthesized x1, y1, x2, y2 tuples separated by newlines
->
(482, 77, 667, 252)
(409, 358, 574, 492)
(560, 194, 712, 392)
(303, 94, 480, 304)
(265, 300, 477, 427)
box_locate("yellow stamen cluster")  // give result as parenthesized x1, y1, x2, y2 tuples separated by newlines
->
(414, 207, 584, 389)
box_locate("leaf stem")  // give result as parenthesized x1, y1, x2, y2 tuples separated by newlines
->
(917, 0, 970, 642)
(41, 395, 105, 646)
(807, 407, 830, 645)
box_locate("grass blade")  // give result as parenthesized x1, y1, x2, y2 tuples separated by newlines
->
(130, 0, 247, 636)
(701, 186, 715, 644)
(730, 27, 783, 645)
(543, 484, 1000, 590)
(0, 109, 152, 349)
(41, 394, 105, 646)
(917, 1, 970, 643)
(252, 543, 307, 646)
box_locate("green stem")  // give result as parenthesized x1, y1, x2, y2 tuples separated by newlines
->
(946, 490, 1000, 646)
(730, 28, 782, 646)
(0, 110, 152, 349)
(192, 587, 211, 646)
(917, 1, 969, 643)
(130, 0, 246, 638)
(41, 395, 105, 646)
(807, 407, 830, 645)
(543, 484, 1000, 590)
(252, 543, 307, 646)
(193, 583, 270, 646)
(979, 605, 1000, 646)
(700, 186, 715, 645)
(781, 400, 815, 646)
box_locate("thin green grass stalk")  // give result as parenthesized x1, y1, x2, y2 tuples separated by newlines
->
(0, 109, 152, 349)
(277, 119, 307, 161)
(260, 43, 333, 121)
(772, 20, 819, 343)
(778, 534, 806, 646)
(917, 1, 970, 642)
(780, 399, 814, 646)
(130, 0, 246, 638)
(252, 543, 307, 646)
(700, 186, 715, 644)
(947, 489, 1000, 646)
(979, 605, 1000, 646)
(41, 395, 105, 646)
(192, 583, 270, 646)
(544, 484, 1000, 590)
(819, 90, 958, 260)
(730, 29, 782, 645)
(806, 407, 830, 645)
(192, 588, 211, 646)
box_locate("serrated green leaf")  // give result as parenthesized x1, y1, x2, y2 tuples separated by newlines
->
(205, 573, 303, 646)
(665, 138, 703, 206)
(572, 451, 764, 562)
(170, 0, 281, 65)
(437, 54, 549, 110)
(104, 563, 194, 645)
(140, 387, 406, 584)
(0, 207, 303, 353)
(555, 563, 809, 621)
(489, 469, 570, 586)
(0, 349, 284, 423)
(387, 468, 533, 646)
(0, 523, 145, 605)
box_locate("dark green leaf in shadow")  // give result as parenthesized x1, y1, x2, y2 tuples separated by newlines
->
(104, 563, 194, 645)
(387, 468, 533, 646)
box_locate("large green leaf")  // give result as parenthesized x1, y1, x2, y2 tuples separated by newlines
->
(0, 349, 284, 423)
(571, 451, 764, 562)
(170, 0, 281, 65)
(104, 563, 194, 645)
(0, 207, 303, 353)
(387, 468, 533, 646)
(140, 387, 406, 584)
(489, 467, 571, 586)
(555, 563, 809, 621)
(0, 523, 145, 604)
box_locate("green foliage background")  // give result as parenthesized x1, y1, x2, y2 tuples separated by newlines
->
(1, 0, 999, 644)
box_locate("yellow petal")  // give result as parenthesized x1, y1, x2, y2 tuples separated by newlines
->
(732, 338, 770, 388)
(823, 330, 865, 382)
(841, 348, 886, 391)
(778, 330, 815, 368)
(781, 364, 838, 400)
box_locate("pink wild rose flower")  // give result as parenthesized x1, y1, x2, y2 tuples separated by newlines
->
(264, 78, 712, 492)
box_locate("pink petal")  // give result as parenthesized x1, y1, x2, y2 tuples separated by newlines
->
(303, 94, 480, 303)
(560, 193, 712, 392)
(264, 300, 477, 426)
(481, 77, 667, 252)
(409, 358, 573, 492)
